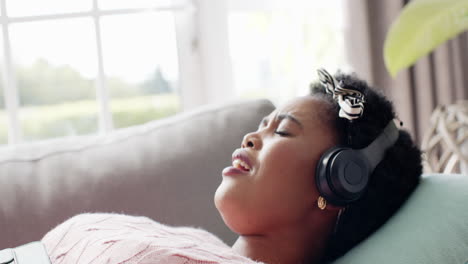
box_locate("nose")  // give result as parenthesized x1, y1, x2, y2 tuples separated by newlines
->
(241, 132, 262, 150)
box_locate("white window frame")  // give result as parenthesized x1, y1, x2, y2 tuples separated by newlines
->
(0, 0, 232, 145)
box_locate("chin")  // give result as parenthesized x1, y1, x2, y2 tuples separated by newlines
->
(214, 179, 241, 211)
(214, 183, 237, 223)
(214, 187, 265, 235)
(214, 185, 247, 234)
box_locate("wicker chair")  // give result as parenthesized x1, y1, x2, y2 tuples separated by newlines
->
(421, 101, 468, 174)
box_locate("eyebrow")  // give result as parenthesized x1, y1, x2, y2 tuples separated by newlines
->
(277, 114, 303, 129)
(260, 114, 303, 129)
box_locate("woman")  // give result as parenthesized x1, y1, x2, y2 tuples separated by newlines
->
(42, 70, 422, 264)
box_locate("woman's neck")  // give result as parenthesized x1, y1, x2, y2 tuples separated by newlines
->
(232, 217, 335, 264)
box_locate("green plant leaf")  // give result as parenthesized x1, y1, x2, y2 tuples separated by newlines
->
(384, 0, 468, 77)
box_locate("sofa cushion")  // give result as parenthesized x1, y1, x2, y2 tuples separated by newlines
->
(0, 99, 275, 248)
(333, 173, 468, 264)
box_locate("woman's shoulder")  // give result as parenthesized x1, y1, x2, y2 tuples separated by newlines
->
(42, 213, 261, 264)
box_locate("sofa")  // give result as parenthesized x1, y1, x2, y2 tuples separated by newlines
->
(0, 99, 467, 263)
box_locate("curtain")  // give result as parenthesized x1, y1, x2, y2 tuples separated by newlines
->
(344, 0, 468, 144)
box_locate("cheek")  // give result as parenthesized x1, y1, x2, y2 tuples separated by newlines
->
(260, 140, 317, 180)
(253, 141, 320, 216)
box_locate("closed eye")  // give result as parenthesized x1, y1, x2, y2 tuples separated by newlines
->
(260, 116, 292, 136)
(274, 130, 290, 136)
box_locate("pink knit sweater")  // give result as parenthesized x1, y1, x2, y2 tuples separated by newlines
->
(42, 213, 262, 264)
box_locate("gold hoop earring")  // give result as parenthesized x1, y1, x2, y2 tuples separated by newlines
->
(317, 196, 327, 210)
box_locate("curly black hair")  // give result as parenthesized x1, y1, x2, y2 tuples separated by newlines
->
(309, 72, 423, 263)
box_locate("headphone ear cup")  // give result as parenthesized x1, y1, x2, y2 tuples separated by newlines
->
(316, 147, 370, 206)
(315, 147, 344, 205)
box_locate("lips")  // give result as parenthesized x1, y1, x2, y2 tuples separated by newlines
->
(231, 149, 254, 172)
(222, 149, 255, 177)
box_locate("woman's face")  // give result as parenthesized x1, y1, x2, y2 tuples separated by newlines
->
(214, 96, 338, 235)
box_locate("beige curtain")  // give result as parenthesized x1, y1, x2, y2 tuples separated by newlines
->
(344, 0, 468, 144)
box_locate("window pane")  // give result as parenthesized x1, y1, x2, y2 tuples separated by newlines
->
(10, 18, 99, 141)
(99, 0, 188, 10)
(100, 12, 180, 128)
(228, 0, 349, 105)
(6, 0, 92, 17)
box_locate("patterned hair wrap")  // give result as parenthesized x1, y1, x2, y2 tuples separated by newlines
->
(317, 68, 365, 121)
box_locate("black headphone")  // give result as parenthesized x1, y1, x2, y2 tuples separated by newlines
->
(315, 120, 399, 206)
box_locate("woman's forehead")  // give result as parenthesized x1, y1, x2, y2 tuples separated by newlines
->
(269, 96, 325, 122)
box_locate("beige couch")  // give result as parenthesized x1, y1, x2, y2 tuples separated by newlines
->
(0, 99, 275, 249)
(2, 99, 468, 264)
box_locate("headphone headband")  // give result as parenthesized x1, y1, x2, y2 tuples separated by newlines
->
(359, 120, 399, 173)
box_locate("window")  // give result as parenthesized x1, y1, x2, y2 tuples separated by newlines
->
(0, 0, 188, 144)
(0, 0, 351, 146)
(100, 12, 180, 129)
(12, 17, 100, 141)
